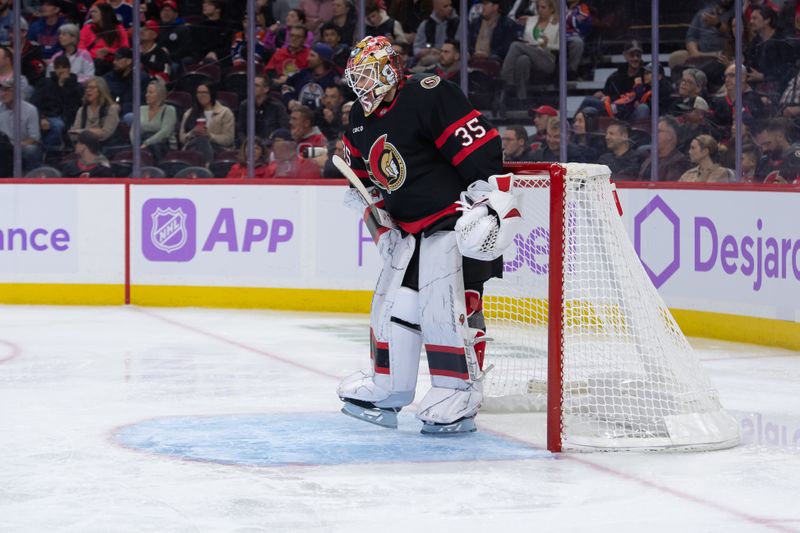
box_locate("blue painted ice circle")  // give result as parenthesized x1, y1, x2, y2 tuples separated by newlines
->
(114, 412, 547, 466)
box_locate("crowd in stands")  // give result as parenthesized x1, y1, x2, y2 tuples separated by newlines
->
(0, 0, 799, 183)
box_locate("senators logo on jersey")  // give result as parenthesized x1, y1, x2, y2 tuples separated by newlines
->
(367, 134, 406, 192)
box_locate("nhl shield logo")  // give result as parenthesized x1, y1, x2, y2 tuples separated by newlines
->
(142, 198, 197, 262)
(151, 208, 188, 253)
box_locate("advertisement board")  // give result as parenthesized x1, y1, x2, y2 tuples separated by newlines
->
(619, 189, 799, 322)
(0, 184, 125, 303)
(130, 184, 381, 290)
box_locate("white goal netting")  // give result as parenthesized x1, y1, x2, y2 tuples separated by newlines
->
(481, 163, 740, 451)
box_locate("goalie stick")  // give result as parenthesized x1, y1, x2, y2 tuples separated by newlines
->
(333, 155, 398, 241)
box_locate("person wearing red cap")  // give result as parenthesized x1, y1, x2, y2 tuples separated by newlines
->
(528, 104, 557, 150)
(157, 0, 191, 71)
(141, 19, 171, 81)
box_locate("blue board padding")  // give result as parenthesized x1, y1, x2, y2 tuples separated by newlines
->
(114, 413, 548, 466)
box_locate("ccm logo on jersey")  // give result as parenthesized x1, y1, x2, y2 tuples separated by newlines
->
(367, 134, 407, 192)
(352, 126, 364, 133)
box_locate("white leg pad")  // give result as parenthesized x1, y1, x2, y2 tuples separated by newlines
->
(416, 381, 483, 425)
(339, 235, 420, 410)
(415, 231, 485, 424)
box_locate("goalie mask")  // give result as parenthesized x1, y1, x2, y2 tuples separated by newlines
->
(345, 36, 402, 116)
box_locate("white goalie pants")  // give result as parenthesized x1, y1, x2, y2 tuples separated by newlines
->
(345, 229, 490, 424)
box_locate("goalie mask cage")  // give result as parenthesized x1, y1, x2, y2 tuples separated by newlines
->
(481, 162, 740, 452)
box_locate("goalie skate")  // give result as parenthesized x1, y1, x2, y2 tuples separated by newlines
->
(341, 399, 400, 429)
(420, 416, 477, 435)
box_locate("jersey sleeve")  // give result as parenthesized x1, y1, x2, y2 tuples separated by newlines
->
(423, 77, 503, 185)
(341, 130, 373, 189)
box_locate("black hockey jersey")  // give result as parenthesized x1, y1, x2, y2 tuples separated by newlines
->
(342, 73, 503, 233)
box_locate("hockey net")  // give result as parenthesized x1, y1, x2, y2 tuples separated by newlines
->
(481, 162, 740, 452)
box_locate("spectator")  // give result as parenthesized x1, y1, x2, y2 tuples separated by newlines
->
(532, 116, 584, 162)
(47, 23, 95, 84)
(596, 39, 644, 101)
(741, 142, 759, 182)
(264, 127, 321, 178)
(668, 67, 707, 115)
(329, 0, 357, 47)
(237, 73, 289, 141)
(564, 0, 591, 78)
(225, 137, 270, 178)
(679, 134, 732, 182)
(282, 42, 340, 110)
(230, 11, 269, 65)
(598, 119, 641, 181)
(638, 116, 692, 181)
(192, 0, 234, 63)
(133, 78, 176, 162)
(365, 0, 409, 44)
(263, 8, 314, 51)
(265, 24, 311, 83)
(0, 46, 32, 100)
(582, 61, 660, 123)
(260, 0, 291, 31)
(289, 104, 326, 154)
(467, 0, 518, 62)
(676, 96, 722, 151)
(7, 19, 46, 88)
(103, 47, 139, 118)
(298, 0, 334, 33)
(570, 108, 603, 161)
(502, 125, 535, 161)
(157, 0, 191, 71)
(528, 103, 557, 150)
(500, 0, 559, 101)
(754, 118, 800, 183)
(61, 130, 111, 177)
(179, 81, 235, 163)
(420, 38, 459, 79)
(387, 0, 428, 40)
(712, 63, 764, 139)
(668, 2, 730, 90)
(27, 0, 65, 60)
(321, 136, 345, 177)
(0, 0, 13, 45)
(0, 77, 41, 171)
(30, 54, 82, 150)
(0, 130, 11, 176)
(140, 19, 171, 82)
(320, 22, 349, 72)
(413, 0, 461, 68)
(79, 2, 130, 75)
(315, 83, 344, 140)
(746, 5, 794, 96)
(108, 0, 134, 28)
(69, 76, 120, 148)
(340, 99, 353, 129)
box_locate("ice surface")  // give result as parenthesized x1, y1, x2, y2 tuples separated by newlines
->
(1, 305, 799, 532)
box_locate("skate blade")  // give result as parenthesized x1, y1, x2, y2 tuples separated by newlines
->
(420, 417, 477, 436)
(341, 402, 398, 429)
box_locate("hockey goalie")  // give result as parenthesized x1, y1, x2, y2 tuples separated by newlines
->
(336, 36, 523, 434)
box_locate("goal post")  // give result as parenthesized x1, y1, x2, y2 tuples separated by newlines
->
(481, 162, 741, 452)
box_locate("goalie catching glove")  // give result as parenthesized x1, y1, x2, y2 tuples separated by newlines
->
(454, 173, 523, 261)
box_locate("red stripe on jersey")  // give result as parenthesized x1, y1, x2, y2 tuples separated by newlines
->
(451, 128, 499, 166)
(429, 368, 470, 380)
(424, 344, 465, 355)
(396, 202, 459, 235)
(434, 109, 481, 149)
(353, 168, 369, 178)
(342, 136, 362, 157)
